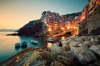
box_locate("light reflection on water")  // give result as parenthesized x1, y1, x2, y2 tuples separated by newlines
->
(0, 32, 67, 62)
(0, 32, 43, 62)
(47, 42, 52, 48)
(61, 36, 66, 40)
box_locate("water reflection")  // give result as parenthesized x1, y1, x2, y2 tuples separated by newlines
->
(61, 36, 66, 40)
(0, 32, 67, 61)
(0, 32, 43, 61)
(47, 42, 52, 48)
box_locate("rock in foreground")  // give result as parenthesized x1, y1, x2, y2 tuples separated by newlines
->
(0, 35, 100, 66)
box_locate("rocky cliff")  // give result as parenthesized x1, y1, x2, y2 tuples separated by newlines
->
(18, 20, 47, 36)
(87, 5, 100, 35)
(18, 11, 81, 36)
(79, 5, 100, 35)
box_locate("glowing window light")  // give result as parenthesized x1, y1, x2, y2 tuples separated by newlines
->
(61, 27, 64, 30)
(67, 26, 70, 29)
(81, 16, 85, 20)
(74, 27, 76, 30)
(48, 28, 52, 32)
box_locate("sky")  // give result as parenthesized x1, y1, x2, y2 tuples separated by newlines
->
(0, 0, 88, 29)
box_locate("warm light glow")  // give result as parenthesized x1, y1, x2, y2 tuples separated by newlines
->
(73, 26, 79, 36)
(67, 26, 70, 29)
(72, 34, 75, 37)
(48, 28, 52, 32)
(73, 27, 76, 30)
(61, 36, 65, 40)
(81, 16, 85, 20)
(47, 43, 52, 48)
(61, 27, 64, 30)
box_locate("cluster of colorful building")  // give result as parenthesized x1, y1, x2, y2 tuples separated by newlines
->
(68, 0, 100, 35)
(40, 0, 100, 36)
(41, 11, 79, 36)
(41, 11, 67, 35)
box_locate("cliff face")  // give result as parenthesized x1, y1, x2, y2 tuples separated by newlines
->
(87, 6, 100, 35)
(79, 5, 100, 35)
(18, 20, 47, 36)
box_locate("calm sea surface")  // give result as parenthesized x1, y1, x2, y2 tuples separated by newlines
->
(0, 32, 66, 62)
(0, 32, 47, 62)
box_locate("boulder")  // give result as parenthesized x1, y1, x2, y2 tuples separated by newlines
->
(83, 41, 90, 44)
(29, 56, 45, 66)
(69, 41, 97, 64)
(63, 45, 70, 51)
(50, 61, 64, 66)
(69, 41, 79, 47)
(23, 51, 41, 66)
(56, 55, 78, 66)
(77, 43, 84, 47)
(60, 39, 68, 45)
(88, 64, 96, 66)
(93, 59, 100, 66)
(40, 50, 56, 61)
(78, 49, 97, 64)
(89, 45, 100, 57)
(48, 44, 62, 54)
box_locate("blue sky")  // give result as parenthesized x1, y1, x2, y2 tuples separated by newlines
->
(0, 0, 88, 29)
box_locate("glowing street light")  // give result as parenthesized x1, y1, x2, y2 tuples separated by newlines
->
(73, 27, 76, 30)
(67, 26, 70, 29)
(48, 28, 52, 32)
(81, 16, 85, 20)
(61, 27, 64, 30)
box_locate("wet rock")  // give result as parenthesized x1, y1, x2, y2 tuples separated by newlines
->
(41, 51, 56, 61)
(93, 59, 100, 66)
(77, 43, 84, 47)
(60, 51, 74, 60)
(63, 45, 70, 51)
(57, 55, 72, 65)
(48, 44, 62, 54)
(23, 51, 41, 66)
(88, 64, 96, 66)
(40, 50, 57, 66)
(88, 59, 100, 66)
(74, 37, 84, 42)
(89, 45, 100, 57)
(69, 41, 79, 47)
(56, 55, 78, 66)
(30, 56, 45, 66)
(60, 39, 68, 45)
(78, 49, 97, 64)
(90, 38, 94, 42)
(69, 41, 97, 64)
(83, 41, 90, 44)
(50, 61, 65, 66)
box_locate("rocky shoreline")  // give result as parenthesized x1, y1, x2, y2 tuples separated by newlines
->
(0, 35, 100, 66)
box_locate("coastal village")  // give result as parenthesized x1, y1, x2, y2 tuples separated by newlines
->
(40, 0, 100, 36)
(0, 0, 100, 66)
